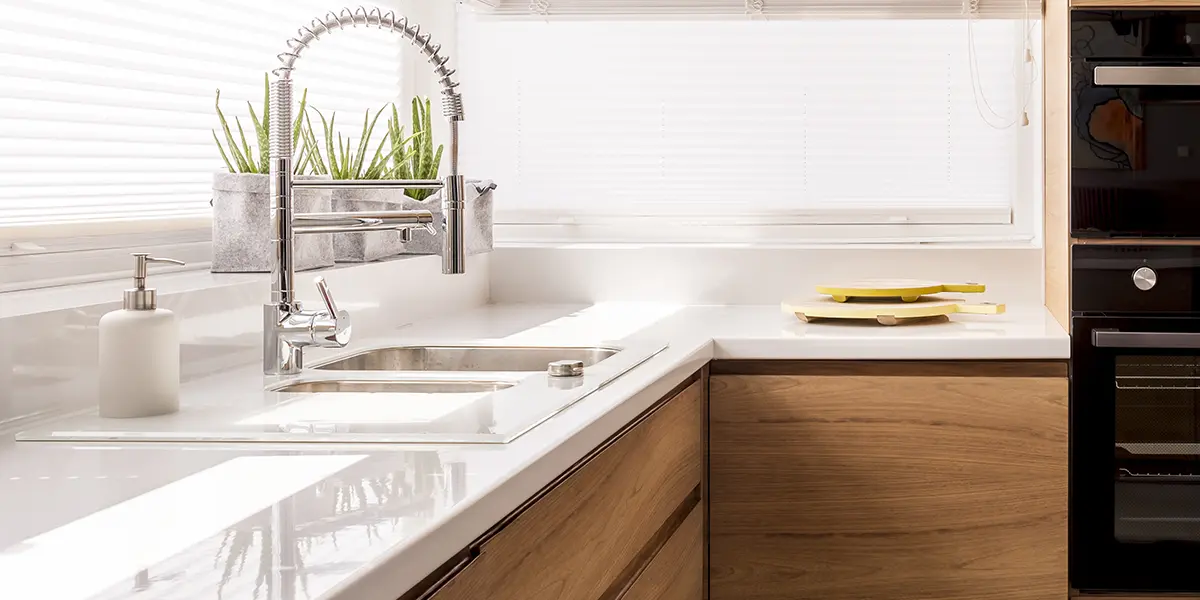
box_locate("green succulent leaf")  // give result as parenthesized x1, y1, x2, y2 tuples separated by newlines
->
(235, 116, 255, 171)
(212, 75, 312, 175)
(212, 130, 236, 173)
(376, 96, 444, 198)
(215, 89, 252, 173)
(292, 88, 308, 164)
(302, 111, 328, 175)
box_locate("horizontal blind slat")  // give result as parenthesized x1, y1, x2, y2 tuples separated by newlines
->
(0, 0, 406, 230)
(467, 0, 1039, 18)
(459, 15, 1036, 220)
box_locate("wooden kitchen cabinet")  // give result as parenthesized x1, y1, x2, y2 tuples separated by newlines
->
(623, 504, 704, 600)
(709, 361, 1068, 600)
(423, 377, 703, 600)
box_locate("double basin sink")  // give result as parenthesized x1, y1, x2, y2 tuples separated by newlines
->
(16, 343, 666, 445)
(258, 343, 665, 444)
(275, 345, 618, 394)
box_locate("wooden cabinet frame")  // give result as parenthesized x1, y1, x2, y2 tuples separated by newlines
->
(406, 373, 704, 600)
(710, 360, 1068, 600)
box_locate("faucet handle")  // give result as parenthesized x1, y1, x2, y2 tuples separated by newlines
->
(311, 276, 351, 348)
(314, 277, 339, 316)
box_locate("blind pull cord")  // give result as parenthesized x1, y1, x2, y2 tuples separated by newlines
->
(964, 0, 1037, 129)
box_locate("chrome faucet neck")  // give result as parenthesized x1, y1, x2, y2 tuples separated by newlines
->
(264, 5, 468, 375)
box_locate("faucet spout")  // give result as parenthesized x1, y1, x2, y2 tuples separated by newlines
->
(264, 5, 467, 375)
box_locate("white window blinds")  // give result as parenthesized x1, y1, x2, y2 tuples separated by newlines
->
(458, 4, 1042, 241)
(0, 0, 404, 230)
(467, 0, 1035, 19)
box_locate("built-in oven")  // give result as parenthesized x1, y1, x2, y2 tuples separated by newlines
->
(1072, 245, 1200, 592)
(1072, 9, 1200, 238)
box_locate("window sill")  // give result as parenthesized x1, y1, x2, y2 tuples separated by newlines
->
(495, 239, 1043, 251)
(1, 225, 214, 294)
(494, 223, 1041, 248)
(0, 254, 448, 320)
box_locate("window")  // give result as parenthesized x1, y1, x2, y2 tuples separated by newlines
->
(0, 0, 413, 289)
(458, 0, 1043, 244)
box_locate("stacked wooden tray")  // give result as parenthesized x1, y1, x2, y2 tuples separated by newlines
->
(783, 279, 1005, 326)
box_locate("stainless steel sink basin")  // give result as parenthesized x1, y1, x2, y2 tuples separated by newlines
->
(312, 345, 620, 372)
(16, 340, 668, 445)
(269, 379, 515, 394)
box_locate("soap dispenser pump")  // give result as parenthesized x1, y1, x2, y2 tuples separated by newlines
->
(98, 253, 185, 418)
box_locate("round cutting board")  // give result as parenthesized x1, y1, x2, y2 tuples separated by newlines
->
(815, 279, 986, 302)
(783, 297, 1005, 326)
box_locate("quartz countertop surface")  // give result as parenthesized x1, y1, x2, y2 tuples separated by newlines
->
(0, 303, 1068, 600)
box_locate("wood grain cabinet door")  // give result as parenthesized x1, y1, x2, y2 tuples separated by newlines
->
(429, 381, 703, 600)
(709, 365, 1068, 600)
(621, 504, 704, 600)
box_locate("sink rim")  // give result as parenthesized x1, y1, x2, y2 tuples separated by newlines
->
(308, 342, 626, 372)
(266, 377, 521, 395)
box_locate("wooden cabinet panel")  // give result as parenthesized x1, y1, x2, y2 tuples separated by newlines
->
(1045, 0, 1071, 327)
(710, 369, 1067, 600)
(430, 381, 702, 600)
(622, 504, 703, 600)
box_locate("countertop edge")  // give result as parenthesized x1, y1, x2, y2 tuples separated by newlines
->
(332, 307, 1069, 599)
(0, 303, 1070, 600)
(326, 340, 714, 600)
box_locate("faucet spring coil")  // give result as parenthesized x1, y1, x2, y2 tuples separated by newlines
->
(269, 80, 293, 157)
(274, 5, 464, 121)
(442, 91, 465, 121)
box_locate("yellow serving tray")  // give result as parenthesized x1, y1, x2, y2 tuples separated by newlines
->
(815, 279, 986, 302)
(783, 297, 1005, 326)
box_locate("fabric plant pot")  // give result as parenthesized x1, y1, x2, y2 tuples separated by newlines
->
(330, 187, 410, 263)
(400, 179, 496, 256)
(211, 173, 334, 273)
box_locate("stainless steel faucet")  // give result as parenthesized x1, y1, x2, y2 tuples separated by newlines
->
(264, 6, 467, 375)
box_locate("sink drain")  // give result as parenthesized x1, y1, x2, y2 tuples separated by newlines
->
(547, 359, 585, 378)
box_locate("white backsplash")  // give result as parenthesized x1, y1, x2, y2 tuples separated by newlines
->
(2, 244, 1048, 430)
(488, 246, 1045, 306)
(0, 254, 491, 430)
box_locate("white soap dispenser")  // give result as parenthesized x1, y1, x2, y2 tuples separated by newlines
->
(98, 253, 185, 418)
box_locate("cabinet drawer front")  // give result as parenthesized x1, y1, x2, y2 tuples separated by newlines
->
(432, 381, 703, 600)
(710, 373, 1067, 600)
(622, 504, 703, 600)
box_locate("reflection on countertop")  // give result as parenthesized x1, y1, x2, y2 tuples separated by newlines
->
(0, 302, 1068, 600)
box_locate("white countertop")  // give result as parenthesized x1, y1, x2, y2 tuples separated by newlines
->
(0, 303, 1068, 600)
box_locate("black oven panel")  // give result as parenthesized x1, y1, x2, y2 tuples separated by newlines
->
(1072, 10, 1200, 238)
(1073, 245, 1200, 313)
(1071, 244, 1200, 593)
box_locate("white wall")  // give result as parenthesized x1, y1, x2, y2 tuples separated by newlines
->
(488, 246, 1044, 306)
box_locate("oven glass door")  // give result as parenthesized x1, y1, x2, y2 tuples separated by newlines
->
(1071, 9, 1200, 238)
(1072, 317, 1200, 592)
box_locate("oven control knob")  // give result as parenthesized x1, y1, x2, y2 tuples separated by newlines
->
(1133, 267, 1158, 291)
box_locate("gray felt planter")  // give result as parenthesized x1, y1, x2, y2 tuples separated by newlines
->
(211, 173, 334, 273)
(331, 188, 409, 263)
(400, 180, 496, 256)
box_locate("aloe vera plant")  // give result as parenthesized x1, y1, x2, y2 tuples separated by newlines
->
(388, 97, 445, 200)
(301, 105, 420, 180)
(212, 74, 309, 174)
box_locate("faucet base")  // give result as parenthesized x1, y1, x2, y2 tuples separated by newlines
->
(263, 303, 304, 376)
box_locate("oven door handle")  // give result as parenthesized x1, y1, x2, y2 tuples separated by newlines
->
(1093, 329, 1200, 349)
(1094, 65, 1200, 86)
